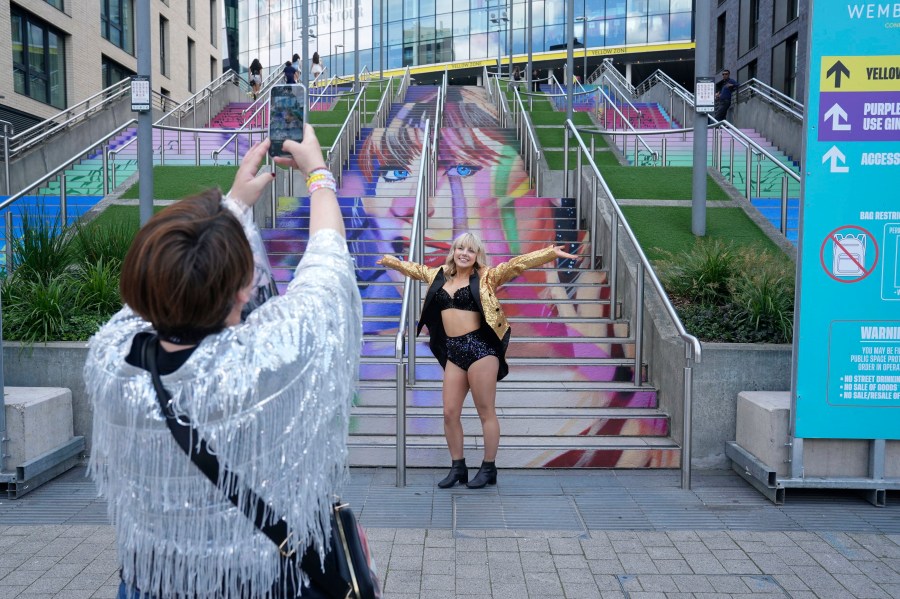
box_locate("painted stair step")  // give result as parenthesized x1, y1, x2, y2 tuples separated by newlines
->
(347, 437, 680, 468)
(358, 362, 644, 384)
(349, 408, 669, 437)
(355, 384, 657, 409)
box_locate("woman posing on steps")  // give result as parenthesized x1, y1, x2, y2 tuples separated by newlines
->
(378, 233, 578, 488)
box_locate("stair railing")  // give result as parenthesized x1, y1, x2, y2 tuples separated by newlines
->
(309, 66, 329, 88)
(240, 69, 284, 123)
(579, 86, 656, 170)
(549, 72, 566, 96)
(212, 99, 270, 165)
(394, 118, 431, 487)
(0, 119, 139, 270)
(309, 75, 338, 111)
(1, 120, 12, 195)
(430, 70, 447, 195)
(735, 78, 804, 120)
(493, 75, 511, 127)
(2, 78, 133, 160)
(483, 66, 495, 101)
(510, 87, 542, 194)
(370, 76, 395, 129)
(325, 86, 367, 186)
(599, 58, 637, 95)
(397, 67, 411, 101)
(565, 118, 701, 490)
(636, 71, 801, 236)
(598, 72, 642, 123)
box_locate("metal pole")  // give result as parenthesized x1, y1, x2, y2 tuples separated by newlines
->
(59, 173, 68, 226)
(507, 0, 513, 76)
(4, 211, 12, 273)
(396, 361, 406, 487)
(691, 0, 711, 236)
(380, 0, 384, 80)
(102, 145, 110, 196)
(781, 176, 789, 235)
(527, 0, 532, 93)
(566, 0, 574, 123)
(563, 126, 570, 196)
(354, 0, 359, 91)
(137, 0, 153, 225)
(633, 263, 644, 386)
(682, 362, 693, 489)
(302, 0, 309, 114)
(3, 129, 9, 195)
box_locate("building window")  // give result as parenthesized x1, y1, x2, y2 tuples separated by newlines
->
(210, 0, 218, 46)
(772, 34, 798, 98)
(738, 0, 759, 56)
(188, 39, 196, 92)
(101, 0, 134, 54)
(159, 16, 169, 77)
(188, 0, 195, 28)
(11, 8, 67, 109)
(43, 0, 64, 10)
(102, 56, 135, 88)
(773, 0, 799, 32)
(737, 59, 757, 85)
(210, 56, 218, 81)
(715, 13, 726, 71)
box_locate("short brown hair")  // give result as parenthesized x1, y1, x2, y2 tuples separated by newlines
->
(120, 189, 253, 341)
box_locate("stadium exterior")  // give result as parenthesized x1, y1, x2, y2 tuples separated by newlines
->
(227, 0, 697, 84)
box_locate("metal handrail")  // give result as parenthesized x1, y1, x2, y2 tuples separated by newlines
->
(394, 118, 431, 487)
(325, 85, 367, 185)
(157, 69, 241, 126)
(239, 69, 284, 122)
(309, 75, 338, 110)
(213, 99, 269, 165)
(5, 79, 132, 156)
(397, 67, 411, 100)
(308, 66, 329, 87)
(483, 66, 494, 100)
(599, 72, 642, 120)
(589, 86, 657, 163)
(510, 87, 542, 193)
(599, 58, 637, 95)
(493, 75, 510, 126)
(735, 78, 804, 119)
(371, 76, 396, 129)
(549, 72, 566, 96)
(565, 118, 701, 490)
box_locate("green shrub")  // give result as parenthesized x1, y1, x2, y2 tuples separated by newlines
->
(72, 219, 138, 268)
(11, 210, 74, 281)
(658, 240, 795, 344)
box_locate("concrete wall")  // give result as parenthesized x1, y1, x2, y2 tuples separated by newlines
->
(730, 95, 803, 164)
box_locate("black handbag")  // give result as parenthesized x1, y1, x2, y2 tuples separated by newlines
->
(141, 335, 381, 599)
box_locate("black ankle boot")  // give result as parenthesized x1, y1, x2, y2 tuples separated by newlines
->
(437, 459, 468, 489)
(466, 461, 497, 489)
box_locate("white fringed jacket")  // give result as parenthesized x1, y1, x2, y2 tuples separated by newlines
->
(85, 203, 362, 599)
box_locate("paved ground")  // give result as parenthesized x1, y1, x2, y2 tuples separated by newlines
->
(0, 466, 898, 598)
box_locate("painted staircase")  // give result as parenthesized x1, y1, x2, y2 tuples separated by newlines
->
(263, 84, 680, 469)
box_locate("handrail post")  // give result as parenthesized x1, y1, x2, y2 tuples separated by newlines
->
(633, 262, 644, 386)
(729, 135, 735, 184)
(661, 137, 667, 167)
(756, 158, 762, 197)
(609, 215, 619, 317)
(396, 360, 407, 487)
(3, 129, 9, 195)
(59, 173, 68, 227)
(682, 355, 694, 490)
(111, 160, 117, 191)
(102, 145, 110, 196)
(5, 211, 13, 273)
(563, 130, 570, 196)
(781, 176, 789, 235)
(745, 147, 752, 199)
(590, 176, 598, 270)
(194, 131, 200, 166)
(576, 147, 582, 225)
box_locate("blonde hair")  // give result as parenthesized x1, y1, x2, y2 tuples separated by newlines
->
(444, 232, 488, 277)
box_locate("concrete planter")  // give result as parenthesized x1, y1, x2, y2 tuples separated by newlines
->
(3, 342, 92, 453)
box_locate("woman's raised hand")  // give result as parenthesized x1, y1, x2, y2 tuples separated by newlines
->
(228, 139, 276, 209)
(276, 124, 327, 177)
(551, 245, 580, 261)
(375, 255, 388, 266)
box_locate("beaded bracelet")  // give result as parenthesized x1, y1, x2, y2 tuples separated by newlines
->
(308, 178, 337, 195)
(306, 167, 336, 195)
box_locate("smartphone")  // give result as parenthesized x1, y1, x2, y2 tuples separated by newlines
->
(268, 84, 306, 156)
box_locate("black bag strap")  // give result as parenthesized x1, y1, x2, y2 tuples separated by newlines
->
(140, 335, 345, 598)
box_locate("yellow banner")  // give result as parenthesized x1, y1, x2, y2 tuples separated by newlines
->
(368, 41, 694, 78)
(820, 56, 900, 92)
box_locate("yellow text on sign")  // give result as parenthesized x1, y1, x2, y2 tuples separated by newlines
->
(820, 56, 900, 92)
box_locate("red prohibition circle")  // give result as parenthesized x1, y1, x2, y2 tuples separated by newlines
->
(819, 224, 879, 284)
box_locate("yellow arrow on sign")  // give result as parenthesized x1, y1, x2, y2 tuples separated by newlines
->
(820, 56, 900, 92)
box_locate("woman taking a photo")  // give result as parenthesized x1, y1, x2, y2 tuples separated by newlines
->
(86, 126, 362, 598)
(377, 234, 577, 488)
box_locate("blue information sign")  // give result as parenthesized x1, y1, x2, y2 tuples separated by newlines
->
(795, 1, 900, 439)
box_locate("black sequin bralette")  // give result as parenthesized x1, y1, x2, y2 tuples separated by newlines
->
(434, 285, 480, 312)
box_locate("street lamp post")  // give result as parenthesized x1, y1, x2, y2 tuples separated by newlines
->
(489, 10, 509, 77)
(335, 44, 344, 80)
(575, 16, 590, 83)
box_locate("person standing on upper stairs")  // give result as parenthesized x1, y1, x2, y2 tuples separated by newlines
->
(377, 233, 578, 489)
(714, 69, 738, 121)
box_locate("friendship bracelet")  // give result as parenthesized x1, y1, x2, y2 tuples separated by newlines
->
(308, 178, 337, 195)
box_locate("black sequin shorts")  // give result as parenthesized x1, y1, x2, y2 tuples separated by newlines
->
(445, 330, 499, 370)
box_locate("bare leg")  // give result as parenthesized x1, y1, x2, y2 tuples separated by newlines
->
(442, 361, 469, 460)
(468, 356, 500, 461)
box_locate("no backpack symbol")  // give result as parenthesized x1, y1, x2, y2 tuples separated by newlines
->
(819, 225, 879, 283)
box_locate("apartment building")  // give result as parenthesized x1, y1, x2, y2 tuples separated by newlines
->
(0, 0, 223, 127)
